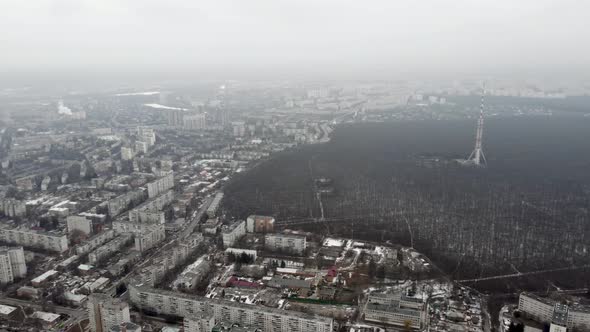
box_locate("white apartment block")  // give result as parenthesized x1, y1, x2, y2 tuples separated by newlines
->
(221, 220, 246, 248)
(113, 221, 153, 234)
(128, 190, 174, 224)
(129, 284, 333, 332)
(184, 313, 215, 332)
(0, 199, 27, 217)
(519, 293, 590, 330)
(88, 233, 133, 264)
(264, 233, 306, 255)
(0, 252, 14, 284)
(0, 226, 68, 253)
(76, 230, 115, 255)
(135, 225, 166, 252)
(106, 190, 145, 217)
(67, 215, 93, 236)
(134, 234, 203, 287)
(183, 113, 206, 131)
(207, 192, 224, 218)
(147, 173, 174, 198)
(129, 210, 165, 224)
(173, 255, 210, 290)
(121, 147, 135, 161)
(364, 292, 425, 329)
(0, 247, 26, 284)
(88, 293, 131, 332)
(137, 126, 156, 146)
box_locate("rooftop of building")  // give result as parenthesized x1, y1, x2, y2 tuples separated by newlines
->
(221, 220, 245, 233)
(265, 233, 306, 240)
(552, 303, 569, 326)
(366, 302, 422, 318)
(131, 284, 332, 323)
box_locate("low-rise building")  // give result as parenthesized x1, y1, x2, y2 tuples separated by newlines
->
(108, 322, 142, 332)
(264, 233, 306, 255)
(31, 270, 58, 287)
(225, 248, 257, 261)
(363, 292, 426, 329)
(31, 311, 61, 329)
(246, 215, 275, 233)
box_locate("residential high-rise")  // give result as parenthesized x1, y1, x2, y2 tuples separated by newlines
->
(0, 247, 26, 284)
(183, 113, 206, 131)
(88, 294, 131, 332)
(167, 109, 184, 127)
(183, 311, 215, 332)
(66, 215, 93, 236)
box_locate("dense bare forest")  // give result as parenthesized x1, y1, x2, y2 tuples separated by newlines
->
(224, 117, 590, 284)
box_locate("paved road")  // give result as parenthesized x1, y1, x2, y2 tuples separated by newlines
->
(103, 195, 213, 297)
(181, 195, 213, 239)
(458, 264, 590, 282)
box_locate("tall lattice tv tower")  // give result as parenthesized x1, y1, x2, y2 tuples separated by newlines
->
(466, 84, 487, 166)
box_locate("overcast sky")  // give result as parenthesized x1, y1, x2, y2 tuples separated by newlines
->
(1, 0, 589, 80)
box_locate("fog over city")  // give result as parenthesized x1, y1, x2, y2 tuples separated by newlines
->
(1, 1, 590, 332)
(2, 0, 590, 80)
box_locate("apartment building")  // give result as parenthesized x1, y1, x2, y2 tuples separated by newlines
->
(183, 311, 215, 332)
(88, 233, 133, 264)
(88, 293, 131, 332)
(264, 233, 306, 255)
(246, 215, 275, 233)
(221, 220, 246, 248)
(133, 234, 203, 287)
(135, 225, 166, 253)
(76, 230, 115, 255)
(363, 292, 426, 329)
(0, 247, 26, 284)
(129, 284, 333, 332)
(147, 173, 174, 198)
(207, 192, 224, 218)
(67, 215, 93, 236)
(0, 226, 68, 253)
(128, 190, 174, 224)
(519, 293, 590, 331)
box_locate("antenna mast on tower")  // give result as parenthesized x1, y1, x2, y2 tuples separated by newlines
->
(467, 84, 487, 166)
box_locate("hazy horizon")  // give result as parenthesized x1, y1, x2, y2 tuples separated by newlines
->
(2, 0, 590, 82)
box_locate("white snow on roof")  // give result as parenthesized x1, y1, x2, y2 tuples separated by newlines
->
(144, 103, 188, 111)
(0, 304, 16, 315)
(115, 91, 160, 96)
(323, 238, 345, 247)
(32, 311, 61, 322)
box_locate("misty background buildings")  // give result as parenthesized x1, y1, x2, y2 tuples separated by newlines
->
(0, 1, 590, 332)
